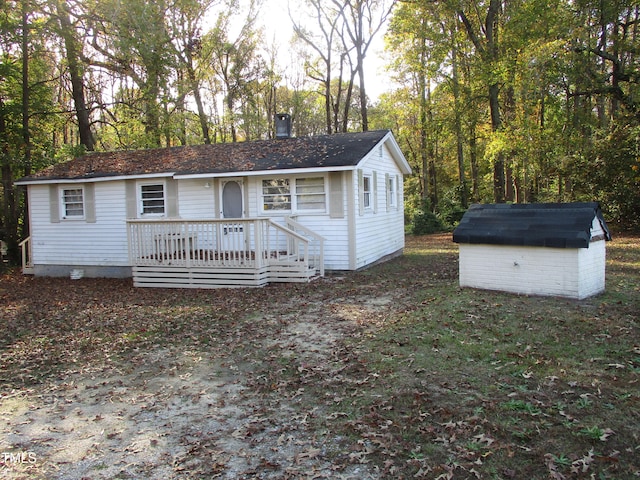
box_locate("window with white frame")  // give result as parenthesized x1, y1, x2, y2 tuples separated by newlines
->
(388, 175, 397, 208)
(362, 175, 372, 209)
(61, 187, 84, 219)
(295, 177, 326, 211)
(262, 179, 291, 210)
(140, 183, 165, 215)
(262, 177, 326, 213)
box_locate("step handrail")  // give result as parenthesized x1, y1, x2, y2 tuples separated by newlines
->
(19, 236, 33, 274)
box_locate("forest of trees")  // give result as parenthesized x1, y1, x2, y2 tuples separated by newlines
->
(1, 0, 639, 263)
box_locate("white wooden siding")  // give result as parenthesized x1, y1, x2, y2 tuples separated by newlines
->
(351, 142, 406, 269)
(178, 179, 217, 218)
(30, 182, 129, 268)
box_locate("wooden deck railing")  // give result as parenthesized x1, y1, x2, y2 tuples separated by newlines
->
(126, 218, 324, 279)
(285, 217, 325, 277)
(19, 236, 34, 274)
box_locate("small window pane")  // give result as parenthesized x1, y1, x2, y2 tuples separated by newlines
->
(263, 179, 291, 211)
(141, 184, 165, 214)
(363, 176, 372, 208)
(296, 177, 325, 211)
(388, 176, 396, 207)
(296, 178, 324, 194)
(63, 188, 84, 217)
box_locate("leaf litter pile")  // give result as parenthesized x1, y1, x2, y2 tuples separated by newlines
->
(1, 233, 639, 479)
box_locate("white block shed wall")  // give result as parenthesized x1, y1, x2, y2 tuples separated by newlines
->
(458, 240, 606, 300)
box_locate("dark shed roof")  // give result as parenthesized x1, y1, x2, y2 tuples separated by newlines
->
(18, 130, 392, 182)
(452, 202, 611, 248)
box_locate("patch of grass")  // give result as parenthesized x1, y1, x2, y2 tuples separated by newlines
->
(297, 234, 640, 478)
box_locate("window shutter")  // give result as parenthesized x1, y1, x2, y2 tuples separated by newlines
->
(125, 180, 137, 218)
(372, 171, 378, 214)
(397, 176, 401, 208)
(385, 173, 390, 210)
(49, 185, 60, 223)
(85, 183, 96, 223)
(166, 178, 179, 218)
(329, 172, 344, 218)
(357, 169, 364, 216)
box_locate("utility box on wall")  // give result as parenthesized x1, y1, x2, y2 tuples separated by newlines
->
(452, 203, 611, 300)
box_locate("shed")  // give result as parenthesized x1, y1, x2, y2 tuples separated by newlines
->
(452, 202, 611, 299)
(15, 129, 411, 288)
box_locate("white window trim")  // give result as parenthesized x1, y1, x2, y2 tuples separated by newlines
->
(295, 177, 327, 212)
(261, 178, 291, 212)
(388, 175, 397, 209)
(362, 174, 373, 210)
(260, 176, 327, 214)
(138, 181, 166, 217)
(60, 186, 85, 220)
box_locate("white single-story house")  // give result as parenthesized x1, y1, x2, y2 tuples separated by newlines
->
(452, 202, 611, 299)
(15, 128, 411, 288)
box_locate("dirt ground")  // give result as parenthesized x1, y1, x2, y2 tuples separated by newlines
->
(0, 237, 437, 479)
(1, 320, 373, 479)
(3, 232, 637, 479)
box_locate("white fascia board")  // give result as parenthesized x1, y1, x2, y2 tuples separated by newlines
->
(15, 172, 176, 186)
(382, 131, 412, 175)
(356, 131, 412, 175)
(174, 165, 355, 180)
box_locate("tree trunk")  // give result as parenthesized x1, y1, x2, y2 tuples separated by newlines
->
(488, 84, 505, 203)
(192, 77, 210, 144)
(469, 124, 480, 202)
(185, 47, 211, 144)
(341, 69, 356, 133)
(0, 100, 20, 264)
(144, 70, 162, 147)
(458, 0, 505, 203)
(56, 0, 95, 151)
(21, 2, 30, 240)
(357, 51, 368, 131)
(451, 37, 468, 208)
(419, 62, 429, 207)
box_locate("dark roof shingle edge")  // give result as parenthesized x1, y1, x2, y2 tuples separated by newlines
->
(452, 202, 611, 248)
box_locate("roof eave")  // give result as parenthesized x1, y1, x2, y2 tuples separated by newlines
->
(15, 165, 359, 185)
(15, 171, 176, 186)
(174, 164, 357, 180)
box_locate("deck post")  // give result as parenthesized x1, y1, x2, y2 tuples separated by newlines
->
(254, 219, 263, 268)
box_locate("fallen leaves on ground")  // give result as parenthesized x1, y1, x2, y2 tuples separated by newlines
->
(1, 233, 639, 479)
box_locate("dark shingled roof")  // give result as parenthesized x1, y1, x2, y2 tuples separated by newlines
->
(20, 130, 391, 182)
(452, 202, 611, 248)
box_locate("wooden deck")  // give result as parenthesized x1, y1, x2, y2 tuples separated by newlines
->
(127, 218, 324, 288)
